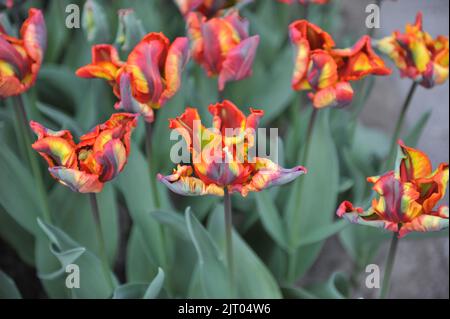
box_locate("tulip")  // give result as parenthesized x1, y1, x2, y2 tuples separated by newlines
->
(337, 141, 449, 238)
(0, 8, 46, 98)
(186, 10, 260, 91)
(30, 113, 138, 193)
(158, 100, 307, 196)
(377, 12, 449, 89)
(174, 0, 249, 17)
(76, 32, 189, 123)
(289, 20, 391, 109)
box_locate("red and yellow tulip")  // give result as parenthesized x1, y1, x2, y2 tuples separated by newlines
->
(174, 0, 248, 17)
(289, 20, 391, 109)
(0, 8, 46, 98)
(76, 33, 189, 122)
(337, 141, 449, 238)
(158, 100, 307, 197)
(377, 12, 449, 88)
(30, 113, 138, 193)
(186, 10, 260, 91)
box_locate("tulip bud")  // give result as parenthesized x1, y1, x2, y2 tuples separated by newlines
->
(82, 0, 110, 43)
(114, 9, 145, 53)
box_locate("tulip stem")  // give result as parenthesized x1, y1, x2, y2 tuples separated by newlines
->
(12, 95, 52, 224)
(145, 122, 160, 208)
(385, 81, 418, 169)
(224, 188, 235, 296)
(379, 233, 399, 299)
(89, 193, 114, 291)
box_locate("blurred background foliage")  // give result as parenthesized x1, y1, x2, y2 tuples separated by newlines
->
(0, 0, 447, 299)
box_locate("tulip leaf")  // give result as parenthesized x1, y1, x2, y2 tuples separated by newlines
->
(113, 268, 165, 299)
(284, 109, 340, 279)
(282, 286, 319, 299)
(36, 102, 83, 137)
(207, 205, 283, 299)
(125, 226, 158, 282)
(185, 208, 232, 298)
(36, 219, 115, 298)
(0, 205, 35, 266)
(0, 270, 22, 299)
(307, 272, 350, 299)
(255, 190, 289, 251)
(404, 110, 431, 147)
(143, 268, 165, 299)
(151, 210, 189, 241)
(0, 146, 42, 236)
(297, 220, 348, 247)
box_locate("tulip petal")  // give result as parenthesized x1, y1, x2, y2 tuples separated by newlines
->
(21, 8, 46, 65)
(231, 157, 307, 197)
(399, 207, 449, 238)
(127, 32, 169, 106)
(159, 37, 190, 106)
(396, 140, 433, 181)
(336, 201, 399, 232)
(76, 44, 123, 81)
(218, 35, 259, 91)
(157, 165, 224, 196)
(49, 167, 103, 193)
(115, 72, 155, 122)
(311, 81, 354, 109)
(95, 139, 127, 182)
(208, 100, 247, 133)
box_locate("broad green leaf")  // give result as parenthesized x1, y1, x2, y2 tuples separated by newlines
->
(36, 102, 83, 137)
(297, 220, 348, 247)
(207, 206, 283, 299)
(284, 109, 340, 280)
(0, 270, 22, 299)
(404, 110, 431, 147)
(308, 272, 349, 299)
(143, 268, 165, 299)
(0, 205, 35, 266)
(185, 208, 232, 298)
(37, 219, 115, 298)
(151, 210, 189, 241)
(282, 286, 318, 299)
(125, 226, 158, 282)
(0, 146, 42, 236)
(255, 190, 288, 251)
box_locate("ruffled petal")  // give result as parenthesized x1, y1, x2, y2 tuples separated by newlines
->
(336, 201, 399, 232)
(231, 157, 307, 197)
(396, 140, 433, 182)
(21, 8, 46, 65)
(311, 81, 354, 109)
(95, 139, 128, 182)
(157, 165, 224, 196)
(49, 167, 103, 193)
(76, 44, 124, 81)
(208, 100, 247, 133)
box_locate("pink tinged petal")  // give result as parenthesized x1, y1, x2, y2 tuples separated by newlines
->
(115, 72, 155, 123)
(201, 19, 224, 75)
(157, 166, 224, 197)
(233, 157, 307, 197)
(291, 38, 311, 90)
(311, 82, 354, 109)
(95, 139, 127, 182)
(245, 108, 264, 131)
(0, 36, 29, 78)
(399, 208, 449, 238)
(21, 8, 46, 65)
(159, 37, 190, 106)
(218, 35, 260, 91)
(49, 167, 103, 193)
(225, 11, 249, 39)
(336, 201, 399, 233)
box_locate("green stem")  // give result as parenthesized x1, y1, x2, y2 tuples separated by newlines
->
(12, 95, 52, 224)
(145, 122, 160, 208)
(287, 107, 318, 283)
(89, 193, 114, 290)
(379, 233, 399, 299)
(385, 82, 418, 169)
(224, 188, 234, 296)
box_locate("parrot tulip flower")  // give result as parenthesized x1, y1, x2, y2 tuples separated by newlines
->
(337, 141, 449, 238)
(186, 10, 260, 91)
(76, 32, 189, 123)
(289, 20, 391, 109)
(30, 113, 138, 193)
(0, 8, 46, 98)
(278, 0, 329, 5)
(174, 0, 249, 17)
(377, 12, 449, 88)
(158, 100, 307, 197)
